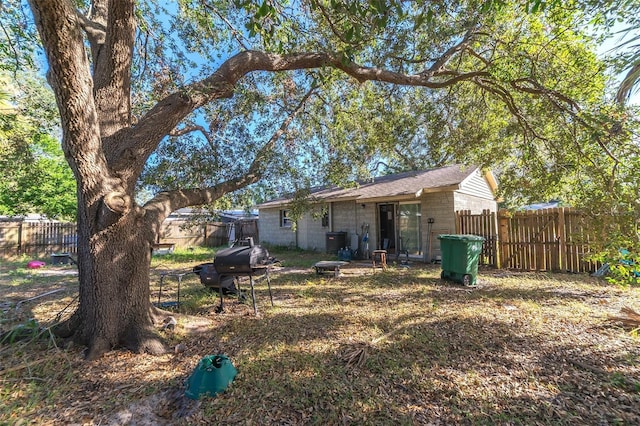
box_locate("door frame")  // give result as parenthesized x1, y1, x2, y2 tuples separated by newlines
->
(377, 203, 397, 253)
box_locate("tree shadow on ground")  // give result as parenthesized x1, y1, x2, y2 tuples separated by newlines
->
(187, 309, 640, 425)
(2, 263, 639, 425)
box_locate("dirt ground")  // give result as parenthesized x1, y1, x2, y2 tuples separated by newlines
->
(1, 260, 640, 425)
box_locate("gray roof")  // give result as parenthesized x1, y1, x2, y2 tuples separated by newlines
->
(259, 165, 492, 208)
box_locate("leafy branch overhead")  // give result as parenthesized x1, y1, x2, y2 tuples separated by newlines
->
(22, 0, 634, 217)
(16, 0, 640, 224)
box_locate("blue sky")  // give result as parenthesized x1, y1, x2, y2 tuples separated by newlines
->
(597, 22, 639, 105)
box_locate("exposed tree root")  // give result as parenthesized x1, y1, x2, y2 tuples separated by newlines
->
(49, 302, 212, 361)
(149, 304, 175, 326)
(52, 307, 173, 361)
(139, 335, 169, 356)
(122, 320, 169, 356)
(85, 336, 112, 361)
(52, 312, 81, 339)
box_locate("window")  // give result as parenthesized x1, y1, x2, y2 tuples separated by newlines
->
(321, 211, 329, 227)
(280, 209, 292, 228)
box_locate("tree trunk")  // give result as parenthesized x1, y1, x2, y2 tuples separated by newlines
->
(57, 193, 166, 361)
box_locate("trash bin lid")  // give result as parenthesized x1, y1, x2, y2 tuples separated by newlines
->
(437, 234, 484, 241)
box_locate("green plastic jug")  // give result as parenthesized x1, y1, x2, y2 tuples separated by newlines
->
(184, 354, 238, 400)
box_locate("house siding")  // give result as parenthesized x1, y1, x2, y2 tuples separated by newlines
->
(296, 205, 328, 251)
(259, 190, 496, 258)
(420, 192, 456, 262)
(458, 170, 495, 200)
(453, 192, 498, 213)
(257, 207, 296, 247)
(419, 186, 496, 261)
(331, 201, 357, 233)
(359, 203, 377, 255)
(329, 201, 358, 251)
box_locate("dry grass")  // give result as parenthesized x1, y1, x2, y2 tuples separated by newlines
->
(1, 247, 640, 425)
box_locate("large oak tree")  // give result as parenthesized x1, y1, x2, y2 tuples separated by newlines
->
(20, 0, 614, 359)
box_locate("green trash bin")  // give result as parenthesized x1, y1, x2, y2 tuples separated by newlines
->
(438, 234, 484, 286)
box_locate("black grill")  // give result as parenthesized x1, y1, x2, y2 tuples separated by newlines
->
(193, 263, 237, 294)
(213, 244, 271, 275)
(193, 239, 276, 315)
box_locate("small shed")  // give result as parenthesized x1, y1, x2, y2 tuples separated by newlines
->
(257, 165, 498, 262)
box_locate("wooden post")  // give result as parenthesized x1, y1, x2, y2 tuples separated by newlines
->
(557, 207, 566, 272)
(498, 209, 509, 269)
(491, 210, 498, 268)
(17, 221, 23, 256)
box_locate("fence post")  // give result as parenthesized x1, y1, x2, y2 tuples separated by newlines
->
(17, 221, 23, 256)
(498, 209, 509, 269)
(490, 210, 498, 268)
(557, 207, 566, 272)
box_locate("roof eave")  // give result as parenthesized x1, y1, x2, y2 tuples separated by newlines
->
(356, 194, 419, 204)
(421, 184, 461, 193)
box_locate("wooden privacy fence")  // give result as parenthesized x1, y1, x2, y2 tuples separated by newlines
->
(454, 209, 498, 267)
(0, 219, 259, 260)
(456, 208, 601, 273)
(158, 219, 258, 248)
(0, 221, 78, 259)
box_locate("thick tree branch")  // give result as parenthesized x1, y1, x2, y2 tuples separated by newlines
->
(143, 180, 253, 226)
(113, 49, 491, 181)
(75, 9, 106, 47)
(92, 0, 135, 139)
(28, 0, 108, 202)
(143, 85, 316, 224)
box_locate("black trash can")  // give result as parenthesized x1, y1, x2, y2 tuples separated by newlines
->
(326, 232, 346, 254)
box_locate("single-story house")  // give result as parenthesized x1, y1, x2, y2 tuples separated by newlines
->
(257, 164, 498, 262)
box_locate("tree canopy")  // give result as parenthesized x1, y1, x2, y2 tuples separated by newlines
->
(4, 0, 634, 205)
(128, 0, 618, 201)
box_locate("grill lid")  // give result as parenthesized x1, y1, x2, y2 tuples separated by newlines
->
(213, 245, 271, 274)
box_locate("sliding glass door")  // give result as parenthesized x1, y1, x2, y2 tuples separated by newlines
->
(398, 203, 422, 256)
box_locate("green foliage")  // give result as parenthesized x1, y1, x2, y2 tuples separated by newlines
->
(0, 1, 40, 72)
(130, 1, 638, 229)
(0, 318, 41, 345)
(0, 71, 76, 220)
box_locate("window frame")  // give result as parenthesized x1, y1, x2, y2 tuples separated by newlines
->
(321, 211, 329, 227)
(280, 209, 292, 228)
